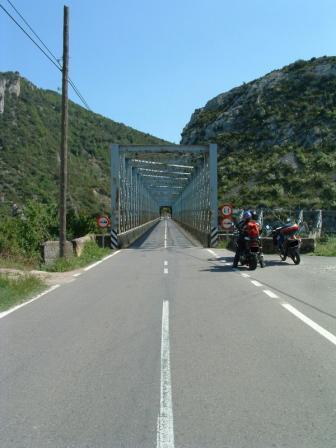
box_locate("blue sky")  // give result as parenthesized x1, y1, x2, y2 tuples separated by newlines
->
(1, 0, 335, 142)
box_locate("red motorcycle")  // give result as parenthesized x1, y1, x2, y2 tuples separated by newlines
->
(270, 222, 302, 265)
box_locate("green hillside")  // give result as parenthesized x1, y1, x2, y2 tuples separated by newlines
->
(181, 56, 336, 209)
(0, 71, 168, 215)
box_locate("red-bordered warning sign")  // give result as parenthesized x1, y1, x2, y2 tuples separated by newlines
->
(220, 204, 233, 218)
(220, 217, 233, 230)
(97, 215, 111, 228)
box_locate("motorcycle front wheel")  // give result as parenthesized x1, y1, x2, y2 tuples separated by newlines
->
(290, 248, 301, 265)
(279, 249, 287, 261)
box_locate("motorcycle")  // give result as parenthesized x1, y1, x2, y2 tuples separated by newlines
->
(233, 230, 265, 270)
(267, 222, 302, 265)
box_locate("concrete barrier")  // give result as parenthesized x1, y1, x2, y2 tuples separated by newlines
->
(96, 219, 160, 249)
(117, 219, 160, 248)
(174, 220, 209, 247)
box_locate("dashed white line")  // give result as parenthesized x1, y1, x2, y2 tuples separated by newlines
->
(0, 284, 61, 319)
(251, 280, 263, 287)
(164, 261, 168, 266)
(157, 299, 175, 447)
(241, 273, 250, 278)
(282, 303, 336, 346)
(164, 221, 168, 249)
(263, 289, 279, 299)
(164, 268, 169, 274)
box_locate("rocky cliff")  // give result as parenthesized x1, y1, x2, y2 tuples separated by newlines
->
(181, 56, 336, 209)
(0, 73, 21, 114)
(0, 72, 169, 215)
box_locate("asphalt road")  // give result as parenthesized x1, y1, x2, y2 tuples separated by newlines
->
(1, 219, 336, 447)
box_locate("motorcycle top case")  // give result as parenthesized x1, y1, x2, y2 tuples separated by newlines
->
(280, 223, 299, 235)
(245, 221, 260, 238)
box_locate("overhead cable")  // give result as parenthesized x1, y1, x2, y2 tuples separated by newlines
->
(1, 1, 91, 110)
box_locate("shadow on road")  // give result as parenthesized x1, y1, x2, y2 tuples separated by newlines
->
(200, 264, 236, 273)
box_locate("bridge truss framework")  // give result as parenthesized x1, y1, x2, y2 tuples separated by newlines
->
(110, 144, 218, 248)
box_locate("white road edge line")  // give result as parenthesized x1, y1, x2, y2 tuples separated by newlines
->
(207, 249, 218, 257)
(157, 299, 175, 447)
(0, 284, 61, 320)
(263, 289, 279, 299)
(73, 273, 81, 277)
(282, 303, 336, 346)
(251, 280, 263, 287)
(84, 250, 120, 271)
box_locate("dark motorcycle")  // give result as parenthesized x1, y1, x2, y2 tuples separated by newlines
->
(268, 222, 302, 265)
(234, 231, 265, 270)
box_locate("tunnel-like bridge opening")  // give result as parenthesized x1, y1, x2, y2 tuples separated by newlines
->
(110, 145, 217, 248)
(160, 206, 172, 218)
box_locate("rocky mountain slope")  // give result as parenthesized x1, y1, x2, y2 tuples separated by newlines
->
(0, 72, 168, 215)
(181, 56, 336, 209)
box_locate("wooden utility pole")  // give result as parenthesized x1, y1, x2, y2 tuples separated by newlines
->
(59, 5, 69, 257)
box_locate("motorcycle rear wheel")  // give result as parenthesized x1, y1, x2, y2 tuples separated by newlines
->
(248, 257, 258, 271)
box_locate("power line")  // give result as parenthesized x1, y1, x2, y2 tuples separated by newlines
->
(1, 1, 91, 110)
(6, 0, 62, 67)
(0, 3, 61, 71)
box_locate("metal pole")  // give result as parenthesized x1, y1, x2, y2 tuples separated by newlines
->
(59, 5, 69, 258)
(209, 143, 218, 247)
(110, 144, 120, 248)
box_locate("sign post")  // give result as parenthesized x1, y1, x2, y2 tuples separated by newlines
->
(219, 203, 234, 232)
(97, 215, 111, 249)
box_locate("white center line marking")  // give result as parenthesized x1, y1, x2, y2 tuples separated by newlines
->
(263, 289, 279, 299)
(0, 284, 61, 319)
(164, 261, 168, 266)
(157, 300, 175, 447)
(251, 280, 263, 287)
(164, 221, 168, 249)
(282, 303, 336, 346)
(84, 250, 120, 271)
(164, 268, 169, 274)
(241, 273, 250, 278)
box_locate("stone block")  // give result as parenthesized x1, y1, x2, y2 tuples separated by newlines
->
(41, 241, 73, 265)
(72, 234, 95, 257)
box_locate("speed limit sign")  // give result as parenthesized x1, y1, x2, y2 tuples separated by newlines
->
(220, 204, 233, 218)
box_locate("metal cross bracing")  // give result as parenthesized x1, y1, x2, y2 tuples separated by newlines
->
(110, 144, 218, 248)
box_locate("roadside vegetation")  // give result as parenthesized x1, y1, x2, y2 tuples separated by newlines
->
(0, 200, 102, 270)
(45, 241, 111, 272)
(0, 274, 45, 312)
(314, 234, 336, 256)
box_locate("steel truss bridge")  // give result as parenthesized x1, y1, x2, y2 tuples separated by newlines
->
(110, 144, 218, 248)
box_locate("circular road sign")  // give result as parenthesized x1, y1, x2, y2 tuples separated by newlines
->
(220, 204, 233, 217)
(97, 215, 111, 228)
(221, 217, 233, 230)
